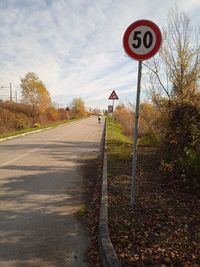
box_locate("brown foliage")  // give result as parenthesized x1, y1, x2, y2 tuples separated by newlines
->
(139, 102, 160, 137)
(114, 104, 134, 136)
(0, 105, 30, 133)
(0, 101, 32, 117)
(114, 103, 161, 144)
(108, 144, 200, 267)
(0, 102, 72, 134)
(39, 107, 70, 124)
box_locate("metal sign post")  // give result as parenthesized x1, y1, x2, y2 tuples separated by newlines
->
(108, 90, 119, 138)
(112, 99, 114, 121)
(131, 60, 142, 207)
(108, 105, 113, 113)
(123, 20, 162, 207)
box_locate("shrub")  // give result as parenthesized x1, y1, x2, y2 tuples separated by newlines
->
(33, 123, 40, 128)
(138, 132, 159, 147)
(0, 101, 32, 117)
(114, 103, 160, 146)
(0, 107, 30, 132)
(114, 104, 134, 136)
(43, 107, 59, 122)
(57, 108, 70, 120)
(13, 113, 30, 130)
(162, 102, 200, 185)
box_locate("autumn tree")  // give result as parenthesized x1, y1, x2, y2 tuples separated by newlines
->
(70, 97, 86, 117)
(145, 7, 200, 184)
(20, 72, 51, 119)
(146, 7, 200, 104)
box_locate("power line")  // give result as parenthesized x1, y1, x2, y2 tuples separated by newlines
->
(0, 83, 18, 102)
(9, 83, 12, 102)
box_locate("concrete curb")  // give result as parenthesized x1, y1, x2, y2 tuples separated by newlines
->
(0, 120, 80, 143)
(98, 120, 121, 267)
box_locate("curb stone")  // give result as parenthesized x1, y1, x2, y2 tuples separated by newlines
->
(98, 120, 121, 267)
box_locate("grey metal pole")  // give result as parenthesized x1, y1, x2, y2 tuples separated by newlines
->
(10, 83, 12, 102)
(130, 60, 142, 207)
(113, 99, 114, 120)
(111, 99, 114, 138)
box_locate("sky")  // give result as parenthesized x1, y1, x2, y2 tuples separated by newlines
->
(0, 0, 199, 110)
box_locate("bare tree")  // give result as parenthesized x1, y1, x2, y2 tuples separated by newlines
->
(145, 6, 200, 105)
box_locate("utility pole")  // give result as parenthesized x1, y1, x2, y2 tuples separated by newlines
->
(15, 90, 17, 103)
(10, 83, 12, 102)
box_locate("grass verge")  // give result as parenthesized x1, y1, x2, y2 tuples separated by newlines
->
(107, 118, 200, 267)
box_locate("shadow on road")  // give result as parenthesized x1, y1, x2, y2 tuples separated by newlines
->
(0, 141, 102, 267)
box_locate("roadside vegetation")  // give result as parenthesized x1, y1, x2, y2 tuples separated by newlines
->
(107, 117, 200, 266)
(0, 72, 89, 138)
(107, 7, 200, 267)
(113, 6, 200, 189)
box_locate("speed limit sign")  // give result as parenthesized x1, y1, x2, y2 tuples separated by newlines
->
(123, 19, 162, 61)
(123, 20, 162, 207)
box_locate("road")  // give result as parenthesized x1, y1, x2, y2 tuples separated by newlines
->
(0, 116, 104, 267)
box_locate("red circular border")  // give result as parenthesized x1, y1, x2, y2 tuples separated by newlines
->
(123, 19, 162, 61)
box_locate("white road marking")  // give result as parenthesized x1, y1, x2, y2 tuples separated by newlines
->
(0, 133, 72, 168)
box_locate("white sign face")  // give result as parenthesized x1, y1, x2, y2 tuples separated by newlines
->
(108, 90, 119, 100)
(128, 26, 156, 55)
(123, 20, 162, 61)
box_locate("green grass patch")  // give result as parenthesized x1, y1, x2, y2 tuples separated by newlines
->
(75, 206, 87, 218)
(0, 117, 82, 140)
(138, 132, 160, 147)
(106, 117, 132, 176)
(107, 117, 132, 145)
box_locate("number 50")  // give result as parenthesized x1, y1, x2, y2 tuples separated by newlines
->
(132, 31, 153, 49)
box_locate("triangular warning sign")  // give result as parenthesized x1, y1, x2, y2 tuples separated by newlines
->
(108, 90, 119, 100)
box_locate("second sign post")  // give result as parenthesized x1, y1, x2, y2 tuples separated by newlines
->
(123, 19, 162, 207)
(108, 90, 119, 138)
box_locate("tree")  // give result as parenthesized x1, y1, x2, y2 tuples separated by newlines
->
(144, 8, 200, 184)
(20, 72, 51, 118)
(146, 7, 200, 104)
(70, 97, 86, 116)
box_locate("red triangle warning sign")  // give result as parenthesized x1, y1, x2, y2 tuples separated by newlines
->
(108, 90, 119, 100)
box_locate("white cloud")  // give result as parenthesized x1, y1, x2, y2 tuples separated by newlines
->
(0, 0, 199, 108)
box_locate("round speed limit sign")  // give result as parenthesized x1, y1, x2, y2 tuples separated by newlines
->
(123, 20, 162, 61)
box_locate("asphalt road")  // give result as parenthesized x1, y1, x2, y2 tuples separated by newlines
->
(0, 116, 104, 267)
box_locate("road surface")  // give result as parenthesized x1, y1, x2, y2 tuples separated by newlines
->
(0, 116, 104, 267)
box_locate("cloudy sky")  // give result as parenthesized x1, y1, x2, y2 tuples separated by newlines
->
(0, 0, 199, 109)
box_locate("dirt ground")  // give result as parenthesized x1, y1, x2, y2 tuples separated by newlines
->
(79, 153, 103, 267)
(108, 146, 200, 267)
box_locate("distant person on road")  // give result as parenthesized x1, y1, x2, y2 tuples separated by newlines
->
(98, 115, 102, 124)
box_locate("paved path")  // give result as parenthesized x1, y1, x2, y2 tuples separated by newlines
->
(0, 116, 104, 267)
